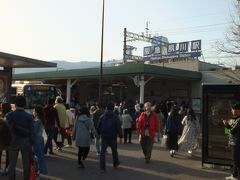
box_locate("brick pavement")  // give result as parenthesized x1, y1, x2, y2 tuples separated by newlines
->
(1, 134, 230, 180)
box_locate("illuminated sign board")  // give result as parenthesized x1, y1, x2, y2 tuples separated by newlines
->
(143, 40, 201, 61)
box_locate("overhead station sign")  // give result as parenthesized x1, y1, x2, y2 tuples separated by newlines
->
(143, 40, 201, 61)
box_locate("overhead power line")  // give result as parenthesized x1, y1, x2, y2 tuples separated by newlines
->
(148, 22, 231, 33)
(203, 55, 239, 59)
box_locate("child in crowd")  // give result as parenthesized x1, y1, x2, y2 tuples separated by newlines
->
(33, 105, 48, 175)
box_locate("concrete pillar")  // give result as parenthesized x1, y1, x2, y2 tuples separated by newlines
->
(139, 75, 145, 104)
(66, 79, 71, 104)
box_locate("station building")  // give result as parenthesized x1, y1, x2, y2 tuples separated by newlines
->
(12, 58, 240, 115)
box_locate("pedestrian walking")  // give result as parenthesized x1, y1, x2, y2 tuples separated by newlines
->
(44, 98, 60, 155)
(165, 107, 182, 157)
(6, 96, 35, 180)
(223, 103, 240, 180)
(72, 106, 97, 169)
(121, 109, 133, 144)
(137, 102, 159, 163)
(54, 96, 67, 151)
(153, 104, 164, 142)
(92, 103, 105, 156)
(97, 102, 123, 173)
(32, 105, 48, 174)
(65, 103, 74, 148)
(178, 107, 200, 155)
(0, 102, 12, 176)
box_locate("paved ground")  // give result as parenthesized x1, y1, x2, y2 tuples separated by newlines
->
(1, 134, 231, 180)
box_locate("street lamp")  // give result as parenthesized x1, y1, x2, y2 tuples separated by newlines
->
(99, 0, 105, 103)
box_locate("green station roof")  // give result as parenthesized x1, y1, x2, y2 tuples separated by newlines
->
(13, 63, 202, 81)
(0, 52, 57, 68)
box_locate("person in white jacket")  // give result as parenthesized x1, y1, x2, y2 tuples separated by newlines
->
(121, 109, 133, 144)
(65, 104, 75, 148)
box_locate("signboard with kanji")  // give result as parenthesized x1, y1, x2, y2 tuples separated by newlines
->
(143, 40, 201, 61)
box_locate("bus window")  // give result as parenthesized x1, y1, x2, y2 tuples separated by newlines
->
(24, 85, 56, 108)
(11, 84, 57, 109)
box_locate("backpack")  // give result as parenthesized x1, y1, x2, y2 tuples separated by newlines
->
(100, 113, 117, 138)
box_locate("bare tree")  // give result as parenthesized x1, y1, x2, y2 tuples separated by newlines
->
(217, 1, 240, 55)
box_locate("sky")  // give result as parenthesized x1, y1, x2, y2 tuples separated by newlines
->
(0, 0, 237, 66)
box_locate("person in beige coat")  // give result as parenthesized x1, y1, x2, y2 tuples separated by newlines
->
(54, 96, 67, 151)
(121, 109, 133, 144)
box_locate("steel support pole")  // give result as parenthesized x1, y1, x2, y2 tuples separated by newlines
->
(139, 75, 145, 104)
(99, 0, 105, 103)
(66, 79, 71, 104)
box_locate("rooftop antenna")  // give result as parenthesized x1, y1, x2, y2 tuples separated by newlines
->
(146, 21, 150, 37)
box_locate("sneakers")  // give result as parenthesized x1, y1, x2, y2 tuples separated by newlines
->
(225, 175, 238, 180)
(78, 161, 85, 169)
(55, 147, 62, 151)
(170, 150, 174, 157)
(188, 150, 192, 154)
(44, 153, 50, 157)
(65, 144, 72, 148)
(114, 161, 120, 168)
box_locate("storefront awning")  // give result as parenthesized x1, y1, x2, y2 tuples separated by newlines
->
(0, 52, 57, 68)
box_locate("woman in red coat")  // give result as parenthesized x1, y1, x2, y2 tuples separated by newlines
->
(137, 102, 159, 163)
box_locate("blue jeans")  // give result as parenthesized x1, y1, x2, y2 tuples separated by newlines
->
(95, 137, 101, 154)
(100, 138, 119, 170)
(44, 124, 55, 154)
(232, 145, 240, 178)
(34, 137, 48, 174)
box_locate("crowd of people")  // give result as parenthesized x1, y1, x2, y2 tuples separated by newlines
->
(0, 96, 210, 179)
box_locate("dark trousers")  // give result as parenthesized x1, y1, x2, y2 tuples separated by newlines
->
(44, 124, 55, 154)
(232, 145, 240, 178)
(65, 128, 72, 145)
(8, 145, 31, 180)
(78, 147, 90, 164)
(100, 138, 119, 170)
(140, 136, 154, 161)
(166, 132, 179, 150)
(123, 128, 132, 143)
(0, 150, 9, 169)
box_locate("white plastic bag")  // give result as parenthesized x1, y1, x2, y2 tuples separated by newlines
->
(42, 129, 48, 144)
(56, 133, 62, 143)
(160, 135, 168, 148)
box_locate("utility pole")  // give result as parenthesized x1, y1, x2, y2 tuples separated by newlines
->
(99, 0, 105, 103)
(123, 28, 127, 64)
(146, 21, 150, 37)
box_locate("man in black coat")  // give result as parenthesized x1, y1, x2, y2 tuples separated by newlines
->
(223, 103, 240, 180)
(97, 102, 123, 173)
(6, 96, 35, 180)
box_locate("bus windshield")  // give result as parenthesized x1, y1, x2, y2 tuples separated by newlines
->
(11, 84, 57, 109)
(24, 85, 56, 108)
